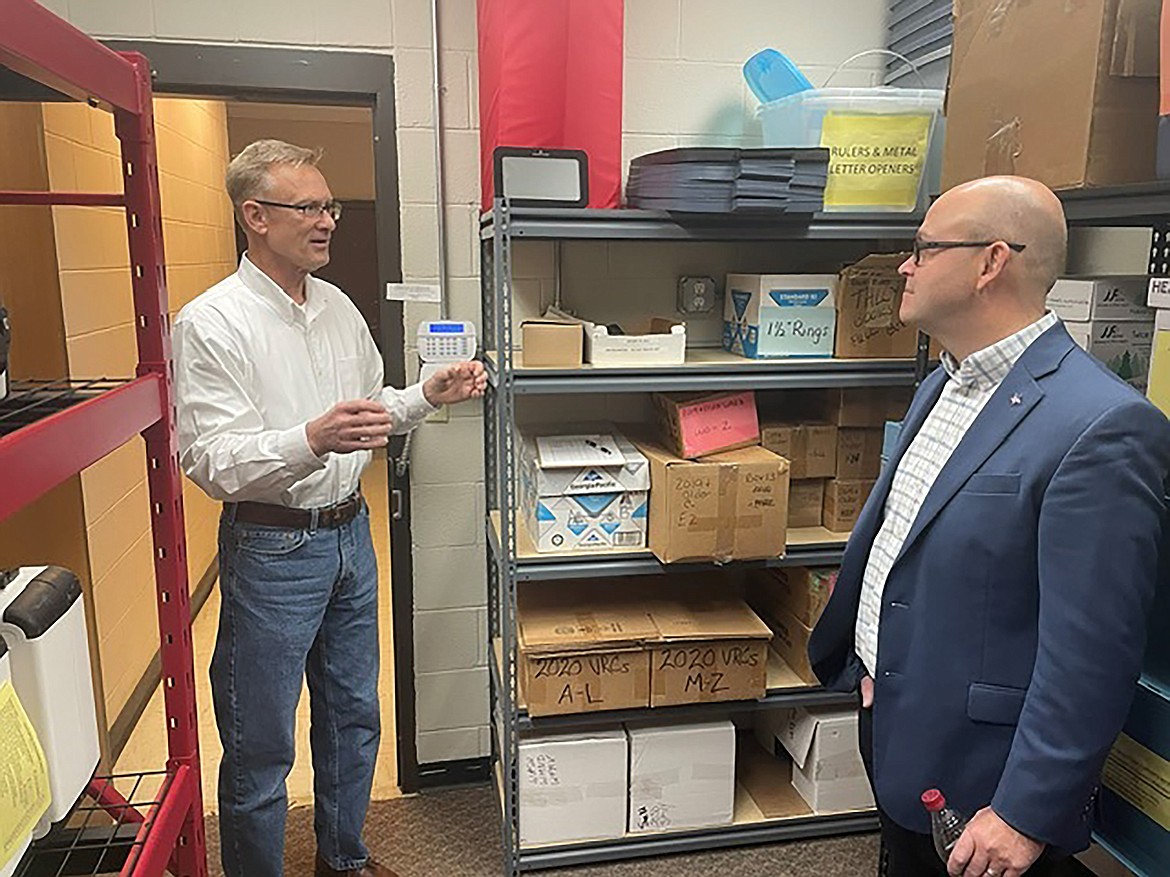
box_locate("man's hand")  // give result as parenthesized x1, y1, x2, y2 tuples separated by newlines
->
(860, 675, 874, 708)
(307, 399, 393, 456)
(423, 361, 488, 407)
(947, 807, 1045, 877)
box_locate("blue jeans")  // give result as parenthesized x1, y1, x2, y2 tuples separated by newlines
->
(211, 502, 380, 877)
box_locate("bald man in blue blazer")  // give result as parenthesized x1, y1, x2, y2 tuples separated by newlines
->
(809, 176, 1170, 877)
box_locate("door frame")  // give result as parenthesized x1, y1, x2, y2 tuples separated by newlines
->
(104, 40, 424, 792)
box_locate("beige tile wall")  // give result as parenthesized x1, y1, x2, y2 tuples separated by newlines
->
(39, 97, 235, 723)
(49, 0, 891, 765)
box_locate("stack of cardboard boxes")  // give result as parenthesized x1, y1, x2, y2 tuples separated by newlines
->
(519, 720, 737, 846)
(723, 254, 924, 362)
(518, 386, 910, 563)
(1048, 278, 1155, 392)
(748, 566, 836, 685)
(517, 580, 772, 718)
(758, 387, 910, 534)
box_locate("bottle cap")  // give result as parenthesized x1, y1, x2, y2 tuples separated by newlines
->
(921, 788, 946, 812)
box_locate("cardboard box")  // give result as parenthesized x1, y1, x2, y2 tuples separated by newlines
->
(762, 706, 874, 813)
(749, 567, 836, 628)
(1097, 682, 1170, 874)
(787, 479, 826, 529)
(519, 729, 628, 845)
(1070, 226, 1154, 276)
(517, 586, 656, 716)
(1049, 278, 1152, 322)
(521, 320, 583, 368)
(654, 391, 760, 459)
(943, 0, 1160, 191)
(1147, 309, 1170, 416)
(764, 606, 816, 684)
(1065, 319, 1155, 392)
(627, 721, 736, 832)
(545, 307, 688, 367)
(834, 254, 919, 359)
(723, 274, 837, 358)
(586, 317, 686, 367)
(836, 428, 884, 480)
(646, 596, 772, 706)
(759, 422, 837, 479)
(823, 479, 876, 532)
(829, 387, 914, 427)
(519, 431, 649, 553)
(635, 439, 790, 564)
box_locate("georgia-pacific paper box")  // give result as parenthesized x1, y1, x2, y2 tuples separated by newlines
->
(1065, 319, 1155, 392)
(519, 729, 628, 845)
(519, 431, 649, 552)
(627, 721, 736, 833)
(633, 438, 790, 564)
(1048, 277, 1152, 321)
(723, 274, 837, 358)
(517, 585, 655, 716)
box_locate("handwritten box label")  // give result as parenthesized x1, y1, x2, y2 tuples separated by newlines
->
(655, 391, 760, 459)
(521, 648, 651, 717)
(648, 639, 769, 707)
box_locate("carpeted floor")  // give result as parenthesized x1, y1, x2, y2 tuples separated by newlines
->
(204, 785, 881, 876)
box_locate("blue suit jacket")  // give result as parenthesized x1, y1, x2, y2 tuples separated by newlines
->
(808, 323, 1170, 852)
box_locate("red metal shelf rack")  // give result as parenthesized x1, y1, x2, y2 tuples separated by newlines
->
(1, 1, 207, 874)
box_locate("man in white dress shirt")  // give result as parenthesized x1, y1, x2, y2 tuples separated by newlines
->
(809, 177, 1170, 877)
(174, 140, 485, 877)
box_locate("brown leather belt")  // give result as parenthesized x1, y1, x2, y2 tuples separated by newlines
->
(229, 492, 363, 530)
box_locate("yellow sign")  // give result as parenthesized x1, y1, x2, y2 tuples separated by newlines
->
(1146, 327, 1170, 416)
(0, 680, 51, 866)
(820, 112, 932, 211)
(1103, 733, 1170, 831)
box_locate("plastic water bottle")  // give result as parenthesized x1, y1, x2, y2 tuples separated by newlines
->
(921, 788, 968, 862)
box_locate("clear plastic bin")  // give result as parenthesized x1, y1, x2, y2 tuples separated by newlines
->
(759, 86, 944, 213)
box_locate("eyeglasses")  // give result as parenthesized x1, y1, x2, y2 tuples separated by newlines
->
(254, 199, 343, 221)
(912, 238, 1026, 266)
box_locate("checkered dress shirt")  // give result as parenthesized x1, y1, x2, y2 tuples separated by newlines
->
(854, 312, 1059, 677)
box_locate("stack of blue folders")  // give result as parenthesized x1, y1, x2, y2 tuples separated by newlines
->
(626, 147, 828, 214)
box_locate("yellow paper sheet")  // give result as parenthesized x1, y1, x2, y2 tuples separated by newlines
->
(821, 112, 932, 211)
(0, 680, 51, 865)
(1103, 732, 1170, 831)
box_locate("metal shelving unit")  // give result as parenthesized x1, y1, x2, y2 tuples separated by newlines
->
(2, 2, 207, 874)
(482, 199, 929, 874)
(1052, 181, 1170, 877)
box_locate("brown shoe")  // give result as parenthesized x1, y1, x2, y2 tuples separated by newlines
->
(314, 854, 400, 877)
